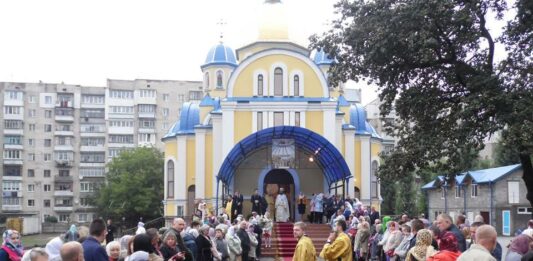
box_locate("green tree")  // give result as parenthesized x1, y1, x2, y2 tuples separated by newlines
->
(311, 0, 533, 212)
(94, 147, 164, 226)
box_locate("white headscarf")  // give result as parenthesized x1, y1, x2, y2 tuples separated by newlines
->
(45, 236, 63, 261)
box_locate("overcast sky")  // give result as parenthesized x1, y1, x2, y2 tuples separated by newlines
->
(0, 0, 513, 105)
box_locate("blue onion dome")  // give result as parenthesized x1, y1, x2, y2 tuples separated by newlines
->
(349, 104, 381, 138)
(201, 43, 238, 69)
(163, 102, 200, 139)
(313, 49, 334, 65)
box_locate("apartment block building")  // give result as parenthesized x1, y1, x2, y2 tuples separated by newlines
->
(0, 79, 202, 223)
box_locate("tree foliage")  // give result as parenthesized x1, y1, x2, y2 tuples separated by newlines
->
(311, 0, 533, 208)
(94, 147, 164, 226)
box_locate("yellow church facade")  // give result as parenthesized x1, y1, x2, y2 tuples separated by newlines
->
(162, 0, 382, 221)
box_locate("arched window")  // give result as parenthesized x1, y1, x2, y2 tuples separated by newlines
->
(257, 74, 264, 96)
(204, 72, 210, 90)
(371, 161, 378, 198)
(293, 75, 300, 96)
(274, 67, 283, 96)
(167, 160, 174, 198)
(216, 71, 223, 89)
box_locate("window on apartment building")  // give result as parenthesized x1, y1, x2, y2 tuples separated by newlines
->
(167, 160, 174, 198)
(162, 122, 169, 130)
(27, 184, 35, 192)
(109, 135, 134, 144)
(108, 148, 129, 158)
(4, 120, 23, 129)
(4, 150, 22, 159)
(140, 120, 155, 129)
(29, 124, 36, 131)
(138, 104, 156, 113)
(28, 109, 36, 117)
(44, 153, 52, 161)
(56, 137, 73, 146)
(5, 91, 22, 100)
(55, 151, 73, 161)
(295, 112, 301, 127)
(56, 124, 72, 131)
(508, 181, 520, 204)
(44, 184, 51, 191)
(2, 181, 21, 191)
(27, 153, 35, 161)
(29, 95, 36, 103)
(455, 187, 462, 198)
(80, 198, 92, 206)
(44, 200, 51, 207)
(58, 170, 70, 177)
(80, 124, 105, 133)
(81, 137, 105, 146)
(80, 153, 105, 163)
(110, 90, 134, 99)
(44, 124, 52, 132)
(59, 215, 69, 223)
(27, 139, 34, 147)
(44, 139, 52, 147)
(3, 166, 21, 177)
(471, 184, 478, 197)
(44, 170, 51, 178)
(518, 207, 533, 215)
(274, 112, 284, 126)
(80, 168, 105, 177)
(82, 95, 105, 104)
(80, 109, 105, 118)
(109, 120, 134, 127)
(55, 198, 72, 206)
(55, 183, 72, 191)
(80, 182, 97, 192)
(4, 106, 22, 115)
(188, 91, 202, 101)
(28, 199, 35, 207)
(45, 96, 52, 104)
(4, 136, 22, 145)
(78, 214, 89, 223)
(163, 94, 169, 101)
(162, 108, 170, 118)
(27, 169, 35, 177)
(139, 133, 153, 143)
(177, 94, 185, 103)
(257, 112, 263, 131)
(2, 198, 20, 206)
(45, 110, 52, 118)
(139, 89, 156, 98)
(110, 106, 134, 114)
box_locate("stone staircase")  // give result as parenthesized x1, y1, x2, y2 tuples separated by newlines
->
(261, 222, 331, 259)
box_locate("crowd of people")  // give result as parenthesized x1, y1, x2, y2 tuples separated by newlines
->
(2, 191, 533, 261)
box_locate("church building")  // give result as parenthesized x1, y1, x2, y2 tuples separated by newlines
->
(162, 0, 383, 221)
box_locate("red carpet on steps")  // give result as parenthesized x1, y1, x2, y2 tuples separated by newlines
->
(261, 222, 332, 259)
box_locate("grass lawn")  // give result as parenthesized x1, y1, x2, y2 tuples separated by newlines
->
(22, 233, 59, 248)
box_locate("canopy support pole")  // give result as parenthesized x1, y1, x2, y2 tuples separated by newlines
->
(215, 179, 220, 216)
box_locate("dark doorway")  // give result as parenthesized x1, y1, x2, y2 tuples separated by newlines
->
(187, 185, 195, 218)
(264, 169, 295, 222)
(480, 211, 490, 225)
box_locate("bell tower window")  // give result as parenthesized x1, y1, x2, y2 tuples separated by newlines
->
(204, 72, 210, 90)
(216, 70, 223, 89)
(274, 67, 283, 96)
(257, 75, 264, 96)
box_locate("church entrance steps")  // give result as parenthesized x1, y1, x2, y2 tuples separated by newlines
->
(261, 222, 332, 258)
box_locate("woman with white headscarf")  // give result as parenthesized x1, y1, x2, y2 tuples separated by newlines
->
(135, 222, 146, 235)
(0, 230, 24, 261)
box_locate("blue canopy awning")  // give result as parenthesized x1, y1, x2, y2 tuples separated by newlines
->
(217, 126, 351, 186)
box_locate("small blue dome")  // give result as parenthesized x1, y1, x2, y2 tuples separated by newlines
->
(163, 102, 200, 139)
(348, 104, 381, 138)
(201, 43, 238, 69)
(313, 49, 334, 65)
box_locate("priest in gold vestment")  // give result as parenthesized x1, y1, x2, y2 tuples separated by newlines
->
(292, 222, 316, 261)
(320, 219, 353, 261)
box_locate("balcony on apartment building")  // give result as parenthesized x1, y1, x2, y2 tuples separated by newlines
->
(54, 139, 74, 151)
(53, 186, 74, 197)
(2, 193, 22, 212)
(55, 107, 75, 122)
(3, 150, 23, 165)
(54, 174, 73, 182)
(3, 137, 23, 150)
(3, 120, 24, 135)
(55, 159, 74, 168)
(53, 198, 74, 212)
(2, 166, 22, 181)
(55, 125, 74, 136)
(137, 104, 156, 118)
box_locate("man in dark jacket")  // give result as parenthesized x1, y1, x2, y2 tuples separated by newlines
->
(369, 206, 380, 226)
(105, 219, 116, 244)
(233, 191, 244, 217)
(165, 218, 194, 261)
(82, 218, 109, 261)
(237, 221, 251, 261)
(437, 213, 467, 252)
(408, 219, 425, 250)
(250, 189, 263, 215)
